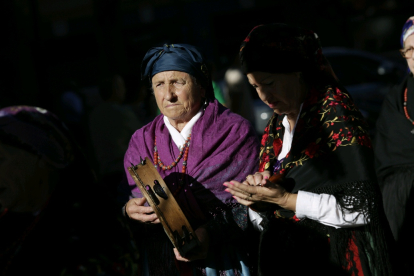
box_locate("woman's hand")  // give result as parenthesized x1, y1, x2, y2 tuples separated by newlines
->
(245, 171, 271, 187)
(173, 226, 209, 262)
(125, 197, 160, 224)
(223, 172, 297, 212)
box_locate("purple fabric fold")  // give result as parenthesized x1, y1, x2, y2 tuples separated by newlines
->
(123, 100, 259, 220)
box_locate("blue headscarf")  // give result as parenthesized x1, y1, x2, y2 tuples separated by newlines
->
(141, 44, 214, 100)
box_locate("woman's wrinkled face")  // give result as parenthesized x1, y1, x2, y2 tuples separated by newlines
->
(152, 71, 205, 125)
(404, 34, 414, 73)
(0, 143, 52, 213)
(247, 71, 307, 116)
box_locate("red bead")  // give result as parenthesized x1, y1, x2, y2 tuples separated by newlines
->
(404, 87, 413, 123)
(153, 135, 191, 172)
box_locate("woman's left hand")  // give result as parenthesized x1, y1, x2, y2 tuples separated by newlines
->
(223, 174, 297, 211)
(173, 226, 209, 262)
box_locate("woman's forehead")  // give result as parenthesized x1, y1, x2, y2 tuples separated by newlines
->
(404, 34, 414, 48)
(247, 71, 297, 82)
(152, 71, 190, 81)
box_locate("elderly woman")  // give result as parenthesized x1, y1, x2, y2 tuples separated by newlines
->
(119, 44, 260, 275)
(223, 24, 397, 275)
(374, 16, 414, 274)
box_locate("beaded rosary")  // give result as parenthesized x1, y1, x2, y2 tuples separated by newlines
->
(153, 134, 191, 196)
(403, 88, 414, 134)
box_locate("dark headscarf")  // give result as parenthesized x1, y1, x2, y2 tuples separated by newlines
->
(141, 43, 214, 101)
(0, 106, 75, 168)
(239, 23, 337, 84)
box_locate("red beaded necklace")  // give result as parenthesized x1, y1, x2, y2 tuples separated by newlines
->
(153, 134, 191, 196)
(403, 87, 414, 134)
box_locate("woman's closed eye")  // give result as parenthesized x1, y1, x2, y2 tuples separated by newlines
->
(173, 81, 185, 87)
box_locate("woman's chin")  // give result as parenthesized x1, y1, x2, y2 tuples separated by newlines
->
(272, 109, 285, 115)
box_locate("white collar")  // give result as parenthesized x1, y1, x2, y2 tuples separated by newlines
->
(163, 108, 204, 149)
(281, 103, 303, 134)
(278, 103, 303, 160)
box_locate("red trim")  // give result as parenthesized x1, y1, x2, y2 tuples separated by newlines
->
(404, 87, 414, 125)
(346, 237, 364, 276)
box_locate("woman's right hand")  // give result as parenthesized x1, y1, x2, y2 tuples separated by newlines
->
(125, 197, 160, 224)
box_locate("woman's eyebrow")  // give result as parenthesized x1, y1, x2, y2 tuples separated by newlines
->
(170, 78, 186, 83)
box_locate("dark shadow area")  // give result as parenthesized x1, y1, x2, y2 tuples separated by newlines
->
(0, 106, 139, 275)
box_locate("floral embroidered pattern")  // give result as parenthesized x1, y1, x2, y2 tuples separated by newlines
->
(258, 85, 372, 176)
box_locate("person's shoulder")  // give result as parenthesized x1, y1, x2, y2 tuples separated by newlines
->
(216, 101, 255, 130)
(386, 74, 409, 101)
(376, 75, 408, 114)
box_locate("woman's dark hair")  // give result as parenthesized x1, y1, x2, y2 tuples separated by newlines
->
(239, 23, 339, 88)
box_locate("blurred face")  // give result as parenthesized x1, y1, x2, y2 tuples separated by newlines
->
(152, 71, 205, 128)
(247, 71, 307, 116)
(0, 143, 52, 213)
(404, 34, 414, 73)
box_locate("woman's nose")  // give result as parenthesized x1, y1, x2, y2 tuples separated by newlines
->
(259, 88, 272, 102)
(164, 85, 176, 100)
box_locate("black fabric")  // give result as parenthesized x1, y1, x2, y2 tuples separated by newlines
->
(259, 217, 347, 276)
(374, 74, 414, 274)
(375, 74, 414, 182)
(239, 24, 321, 75)
(257, 84, 397, 275)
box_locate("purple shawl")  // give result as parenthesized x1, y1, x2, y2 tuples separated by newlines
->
(123, 100, 259, 220)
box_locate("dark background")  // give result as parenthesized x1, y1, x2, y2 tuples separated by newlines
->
(1, 0, 413, 140)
